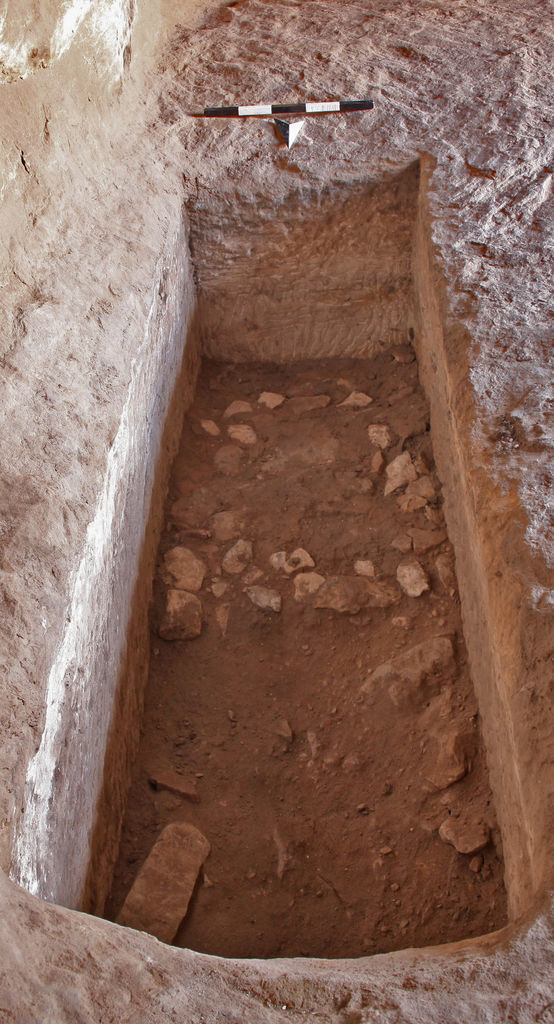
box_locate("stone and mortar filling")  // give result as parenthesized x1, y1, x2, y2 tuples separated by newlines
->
(0, 0, 552, 1021)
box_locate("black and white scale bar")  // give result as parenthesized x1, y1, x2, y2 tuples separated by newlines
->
(191, 99, 373, 117)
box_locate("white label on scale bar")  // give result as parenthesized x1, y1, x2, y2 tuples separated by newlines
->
(305, 101, 340, 113)
(238, 104, 273, 116)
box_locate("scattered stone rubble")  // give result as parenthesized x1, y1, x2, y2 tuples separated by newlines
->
(117, 356, 505, 955)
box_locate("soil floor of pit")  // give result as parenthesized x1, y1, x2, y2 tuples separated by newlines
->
(106, 354, 507, 959)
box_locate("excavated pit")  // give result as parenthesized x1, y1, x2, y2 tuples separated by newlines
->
(3, 3, 552, 1017)
(105, 354, 507, 958)
(74, 162, 511, 958)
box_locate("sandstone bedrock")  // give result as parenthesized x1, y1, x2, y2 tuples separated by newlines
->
(0, 0, 552, 1021)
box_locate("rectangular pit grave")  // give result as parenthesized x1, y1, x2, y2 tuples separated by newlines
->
(104, 354, 507, 958)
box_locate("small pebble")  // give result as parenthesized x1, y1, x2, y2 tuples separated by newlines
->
(224, 400, 253, 418)
(258, 391, 285, 409)
(338, 391, 373, 408)
(200, 419, 220, 436)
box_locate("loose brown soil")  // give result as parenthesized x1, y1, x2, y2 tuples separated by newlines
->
(106, 353, 507, 958)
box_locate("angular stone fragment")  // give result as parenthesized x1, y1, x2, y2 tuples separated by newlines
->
(338, 391, 373, 408)
(287, 395, 331, 415)
(426, 729, 473, 789)
(439, 815, 490, 855)
(363, 580, 401, 607)
(214, 445, 245, 476)
(275, 719, 293, 742)
(158, 590, 203, 641)
(162, 547, 206, 592)
(315, 576, 399, 614)
(391, 533, 412, 553)
(388, 385, 414, 404)
(269, 551, 289, 573)
(315, 576, 369, 614)
(200, 419, 220, 437)
(405, 475, 436, 500)
(116, 822, 210, 943)
(361, 636, 454, 706)
(392, 615, 410, 629)
(367, 423, 392, 450)
(397, 493, 428, 513)
(170, 488, 218, 527)
(392, 344, 415, 364)
(435, 552, 456, 591)
(215, 604, 230, 636)
(286, 548, 315, 572)
(270, 548, 315, 574)
(426, 504, 445, 527)
(223, 400, 253, 418)
(246, 586, 281, 612)
(242, 565, 263, 585)
(222, 539, 253, 574)
(258, 391, 285, 409)
(211, 580, 228, 598)
(354, 559, 376, 578)
(371, 450, 385, 474)
(384, 451, 418, 495)
(262, 436, 339, 472)
(408, 527, 447, 553)
(396, 558, 430, 597)
(211, 510, 244, 542)
(227, 424, 257, 446)
(293, 572, 326, 600)
(414, 452, 430, 475)
(148, 771, 200, 803)
(180, 528, 212, 541)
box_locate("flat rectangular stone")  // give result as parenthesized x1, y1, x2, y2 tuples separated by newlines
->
(148, 771, 200, 803)
(117, 822, 210, 943)
(408, 527, 447, 552)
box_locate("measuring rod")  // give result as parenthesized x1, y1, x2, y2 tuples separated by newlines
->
(189, 99, 373, 117)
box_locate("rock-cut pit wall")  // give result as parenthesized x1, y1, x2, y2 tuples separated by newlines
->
(191, 166, 419, 362)
(0, 1, 552, 1021)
